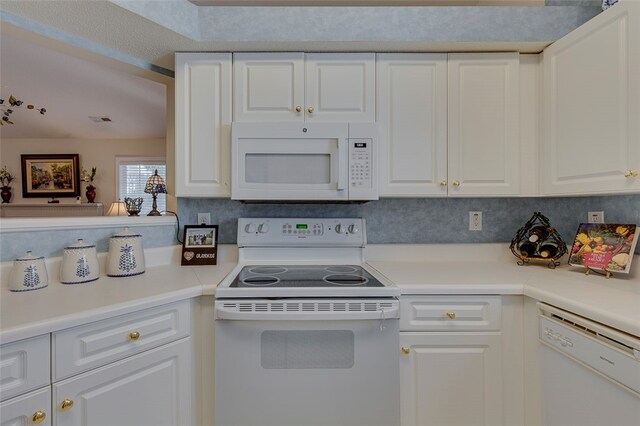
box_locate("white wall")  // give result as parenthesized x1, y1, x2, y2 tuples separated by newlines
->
(0, 138, 165, 205)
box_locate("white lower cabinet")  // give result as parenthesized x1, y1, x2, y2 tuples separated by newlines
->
(0, 387, 51, 426)
(400, 332, 502, 426)
(52, 338, 191, 426)
(399, 296, 523, 426)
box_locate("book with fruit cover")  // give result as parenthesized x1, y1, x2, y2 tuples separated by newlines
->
(568, 224, 638, 274)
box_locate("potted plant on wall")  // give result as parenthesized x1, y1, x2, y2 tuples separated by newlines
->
(0, 165, 15, 203)
(81, 167, 97, 203)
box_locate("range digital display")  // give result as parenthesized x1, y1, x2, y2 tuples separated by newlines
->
(296, 224, 308, 230)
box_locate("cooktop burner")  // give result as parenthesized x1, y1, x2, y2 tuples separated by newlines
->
(229, 265, 384, 288)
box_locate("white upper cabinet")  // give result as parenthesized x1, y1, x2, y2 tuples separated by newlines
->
(378, 53, 520, 197)
(175, 53, 232, 197)
(542, 2, 640, 195)
(305, 53, 375, 122)
(377, 54, 448, 197)
(448, 53, 520, 196)
(233, 53, 305, 122)
(233, 53, 375, 122)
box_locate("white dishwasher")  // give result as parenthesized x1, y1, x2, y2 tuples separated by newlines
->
(538, 303, 640, 426)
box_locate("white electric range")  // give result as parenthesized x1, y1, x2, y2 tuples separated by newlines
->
(214, 218, 400, 426)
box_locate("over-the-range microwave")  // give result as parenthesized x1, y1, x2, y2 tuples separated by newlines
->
(231, 122, 378, 201)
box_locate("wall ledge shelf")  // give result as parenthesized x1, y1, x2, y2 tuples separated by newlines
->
(0, 208, 176, 233)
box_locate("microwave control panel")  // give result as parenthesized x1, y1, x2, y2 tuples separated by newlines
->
(349, 139, 372, 191)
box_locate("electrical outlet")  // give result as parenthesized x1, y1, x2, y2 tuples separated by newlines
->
(588, 211, 604, 224)
(197, 213, 211, 225)
(469, 211, 482, 231)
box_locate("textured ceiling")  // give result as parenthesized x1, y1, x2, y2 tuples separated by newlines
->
(0, 33, 166, 139)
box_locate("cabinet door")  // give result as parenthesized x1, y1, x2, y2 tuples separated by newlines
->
(233, 53, 305, 122)
(175, 53, 232, 197)
(305, 53, 375, 122)
(542, 2, 640, 195)
(0, 387, 51, 426)
(448, 53, 520, 196)
(377, 54, 448, 197)
(400, 332, 503, 426)
(53, 339, 191, 426)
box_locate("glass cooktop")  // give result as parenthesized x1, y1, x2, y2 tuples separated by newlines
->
(229, 265, 385, 288)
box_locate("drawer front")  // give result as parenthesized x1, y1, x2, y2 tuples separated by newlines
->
(53, 300, 191, 381)
(0, 335, 50, 402)
(0, 386, 51, 426)
(400, 296, 501, 331)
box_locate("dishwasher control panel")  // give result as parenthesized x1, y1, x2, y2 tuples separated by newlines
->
(238, 218, 366, 247)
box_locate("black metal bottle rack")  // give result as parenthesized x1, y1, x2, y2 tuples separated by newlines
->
(509, 212, 567, 269)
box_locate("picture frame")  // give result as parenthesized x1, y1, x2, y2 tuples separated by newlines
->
(181, 224, 218, 266)
(21, 154, 80, 198)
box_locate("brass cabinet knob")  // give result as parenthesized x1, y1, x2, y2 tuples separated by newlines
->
(307, 107, 314, 114)
(129, 331, 140, 341)
(452, 181, 461, 187)
(401, 347, 410, 355)
(624, 170, 638, 177)
(32, 411, 47, 424)
(60, 399, 74, 411)
(295, 106, 302, 113)
(446, 311, 456, 320)
(439, 180, 447, 186)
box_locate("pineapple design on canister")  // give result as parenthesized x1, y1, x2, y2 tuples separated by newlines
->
(23, 265, 40, 288)
(76, 255, 90, 278)
(118, 244, 137, 272)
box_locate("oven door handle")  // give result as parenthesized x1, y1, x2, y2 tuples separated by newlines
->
(215, 307, 400, 321)
(336, 137, 348, 191)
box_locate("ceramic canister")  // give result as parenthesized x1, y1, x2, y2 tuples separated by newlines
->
(9, 251, 49, 292)
(60, 239, 100, 284)
(107, 227, 145, 277)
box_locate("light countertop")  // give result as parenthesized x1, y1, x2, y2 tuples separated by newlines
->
(1, 244, 638, 344)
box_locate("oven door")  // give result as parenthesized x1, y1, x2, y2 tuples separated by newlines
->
(231, 122, 349, 201)
(214, 300, 400, 426)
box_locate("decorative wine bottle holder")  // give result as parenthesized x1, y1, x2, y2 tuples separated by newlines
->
(510, 212, 567, 269)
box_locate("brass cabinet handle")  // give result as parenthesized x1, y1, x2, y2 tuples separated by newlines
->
(624, 170, 638, 177)
(307, 107, 314, 114)
(295, 106, 302, 113)
(439, 180, 447, 186)
(401, 347, 410, 355)
(129, 331, 140, 341)
(60, 399, 74, 411)
(452, 181, 461, 187)
(32, 411, 47, 424)
(446, 311, 456, 320)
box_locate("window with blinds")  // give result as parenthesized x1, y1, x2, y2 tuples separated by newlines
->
(117, 157, 166, 215)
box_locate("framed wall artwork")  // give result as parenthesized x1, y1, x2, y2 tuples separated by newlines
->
(21, 154, 80, 198)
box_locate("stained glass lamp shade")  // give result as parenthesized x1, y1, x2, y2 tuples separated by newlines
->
(144, 169, 166, 216)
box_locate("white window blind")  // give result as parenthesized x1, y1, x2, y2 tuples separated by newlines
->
(117, 157, 166, 215)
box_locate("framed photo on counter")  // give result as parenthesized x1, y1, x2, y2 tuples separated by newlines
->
(21, 154, 80, 198)
(181, 224, 218, 266)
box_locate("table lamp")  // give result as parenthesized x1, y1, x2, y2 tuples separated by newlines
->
(144, 169, 166, 216)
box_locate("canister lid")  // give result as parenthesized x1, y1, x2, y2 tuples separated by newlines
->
(15, 250, 44, 261)
(64, 238, 96, 250)
(111, 227, 142, 238)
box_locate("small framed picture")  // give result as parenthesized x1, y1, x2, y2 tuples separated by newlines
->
(21, 154, 80, 198)
(181, 225, 218, 266)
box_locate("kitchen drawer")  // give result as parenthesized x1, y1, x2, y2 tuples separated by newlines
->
(0, 335, 50, 402)
(52, 300, 191, 381)
(0, 386, 51, 426)
(400, 296, 501, 331)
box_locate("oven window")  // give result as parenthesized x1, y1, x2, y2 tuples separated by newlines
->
(245, 153, 331, 184)
(261, 330, 354, 369)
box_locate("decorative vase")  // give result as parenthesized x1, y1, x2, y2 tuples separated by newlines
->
(1, 186, 11, 203)
(86, 187, 96, 203)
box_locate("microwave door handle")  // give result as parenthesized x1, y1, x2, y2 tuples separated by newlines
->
(337, 137, 348, 190)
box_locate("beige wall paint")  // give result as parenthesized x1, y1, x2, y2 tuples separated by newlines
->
(0, 138, 165, 205)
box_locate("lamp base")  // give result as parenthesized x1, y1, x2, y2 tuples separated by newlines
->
(147, 209, 162, 216)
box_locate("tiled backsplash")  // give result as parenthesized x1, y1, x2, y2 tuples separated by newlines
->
(179, 195, 640, 253)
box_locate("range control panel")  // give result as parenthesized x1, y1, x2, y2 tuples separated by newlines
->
(237, 218, 366, 247)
